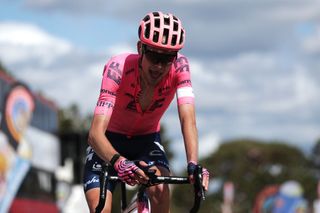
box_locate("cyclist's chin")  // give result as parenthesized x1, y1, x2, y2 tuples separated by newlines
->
(147, 74, 162, 86)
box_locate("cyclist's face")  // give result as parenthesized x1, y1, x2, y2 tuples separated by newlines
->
(139, 43, 177, 86)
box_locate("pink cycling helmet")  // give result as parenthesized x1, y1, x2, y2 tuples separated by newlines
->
(138, 11, 185, 51)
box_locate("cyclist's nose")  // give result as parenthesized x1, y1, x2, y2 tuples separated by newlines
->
(152, 61, 164, 69)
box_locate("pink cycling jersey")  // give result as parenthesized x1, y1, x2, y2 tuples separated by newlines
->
(94, 53, 194, 136)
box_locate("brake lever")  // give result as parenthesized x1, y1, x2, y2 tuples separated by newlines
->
(190, 165, 206, 213)
(134, 161, 158, 185)
(195, 165, 206, 201)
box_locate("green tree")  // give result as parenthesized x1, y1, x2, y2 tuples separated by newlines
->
(0, 61, 6, 72)
(160, 125, 174, 162)
(0, 61, 14, 76)
(171, 139, 317, 213)
(58, 103, 91, 133)
(311, 139, 320, 169)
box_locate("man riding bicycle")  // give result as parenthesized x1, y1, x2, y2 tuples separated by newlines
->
(83, 11, 210, 213)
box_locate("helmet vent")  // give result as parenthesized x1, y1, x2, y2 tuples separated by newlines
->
(164, 17, 170, 26)
(173, 22, 178, 31)
(143, 15, 150, 22)
(153, 31, 159, 42)
(179, 30, 184, 45)
(145, 23, 150, 39)
(163, 28, 169, 44)
(171, 34, 177, 46)
(155, 18, 160, 28)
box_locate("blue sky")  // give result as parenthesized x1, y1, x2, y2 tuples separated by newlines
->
(0, 0, 132, 50)
(1, 0, 320, 168)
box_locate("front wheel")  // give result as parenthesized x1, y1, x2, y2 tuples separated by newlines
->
(137, 187, 150, 213)
(123, 188, 150, 213)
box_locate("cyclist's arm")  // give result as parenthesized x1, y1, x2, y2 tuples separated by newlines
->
(178, 103, 198, 164)
(175, 55, 198, 164)
(179, 105, 210, 191)
(174, 55, 210, 190)
(88, 58, 121, 163)
(88, 114, 118, 162)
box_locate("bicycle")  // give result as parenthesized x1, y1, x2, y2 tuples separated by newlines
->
(95, 161, 206, 213)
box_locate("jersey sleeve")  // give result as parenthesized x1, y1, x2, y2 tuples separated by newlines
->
(94, 56, 123, 116)
(174, 55, 195, 105)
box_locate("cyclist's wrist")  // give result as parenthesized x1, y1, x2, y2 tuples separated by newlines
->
(110, 153, 121, 167)
(188, 160, 198, 165)
(187, 161, 198, 176)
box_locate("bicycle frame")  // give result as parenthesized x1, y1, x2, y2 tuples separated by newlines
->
(95, 163, 205, 213)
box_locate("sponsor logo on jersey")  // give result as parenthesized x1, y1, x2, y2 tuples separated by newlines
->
(92, 162, 102, 171)
(174, 57, 190, 73)
(84, 176, 99, 189)
(149, 150, 163, 156)
(100, 89, 116, 96)
(106, 62, 122, 85)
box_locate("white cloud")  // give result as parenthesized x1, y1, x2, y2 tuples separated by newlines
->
(0, 22, 106, 114)
(0, 22, 150, 117)
(190, 51, 320, 114)
(107, 44, 135, 56)
(0, 22, 67, 47)
(184, 51, 320, 153)
(199, 132, 220, 159)
(294, 67, 319, 104)
(302, 26, 320, 54)
(0, 22, 71, 65)
(190, 52, 275, 109)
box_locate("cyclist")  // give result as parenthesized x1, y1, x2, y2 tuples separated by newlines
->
(83, 11, 210, 213)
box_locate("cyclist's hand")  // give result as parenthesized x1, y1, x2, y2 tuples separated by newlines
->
(187, 161, 210, 191)
(135, 161, 150, 184)
(114, 157, 148, 186)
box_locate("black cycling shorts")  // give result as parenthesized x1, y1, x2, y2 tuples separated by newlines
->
(83, 131, 170, 193)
